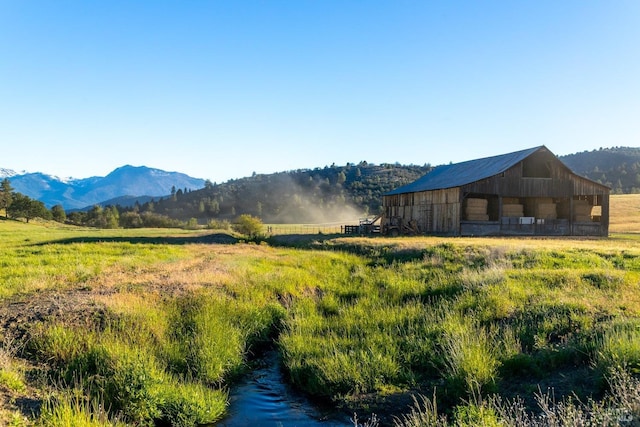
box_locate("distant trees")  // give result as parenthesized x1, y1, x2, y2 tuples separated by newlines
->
(51, 205, 66, 223)
(67, 207, 183, 229)
(0, 178, 55, 223)
(7, 192, 50, 223)
(561, 147, 640, 193)
(0, 178, 13, 218)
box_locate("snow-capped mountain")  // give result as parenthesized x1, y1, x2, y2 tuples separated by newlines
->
(2, 165, 206, 210)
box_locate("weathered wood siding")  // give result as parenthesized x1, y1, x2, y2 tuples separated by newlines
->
(461, 162, 608, 198)
(383, 188, 460, 234)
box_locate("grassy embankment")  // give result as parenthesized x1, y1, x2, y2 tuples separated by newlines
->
(1, 195, 640, 425)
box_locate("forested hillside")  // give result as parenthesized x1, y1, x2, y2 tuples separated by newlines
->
(560, 146, 640, 193)
(128, 162, 431, 224)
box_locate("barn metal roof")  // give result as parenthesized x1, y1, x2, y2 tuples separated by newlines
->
(385, 145, 555, 195)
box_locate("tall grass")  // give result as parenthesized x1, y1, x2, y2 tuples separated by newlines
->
(39, 391, 127, 427)
(439, 315, 501, 396)
(595, 317, 640, 373)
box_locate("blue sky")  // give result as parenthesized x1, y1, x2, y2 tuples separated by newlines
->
(1, 1, 639, 182)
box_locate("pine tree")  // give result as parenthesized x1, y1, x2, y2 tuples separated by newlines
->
(0, 178, 13, 218)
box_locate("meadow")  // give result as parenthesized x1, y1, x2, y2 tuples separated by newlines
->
(1, 195, 640, 425)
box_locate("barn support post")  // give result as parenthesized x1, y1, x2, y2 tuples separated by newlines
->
(602, 195, 610, 236)
(569, 197, 574, 236)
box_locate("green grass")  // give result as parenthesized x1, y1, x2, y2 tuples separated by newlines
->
(39, 391, 128, 427)
(6, 220, 640, 424)
(0, 221, 196, 298)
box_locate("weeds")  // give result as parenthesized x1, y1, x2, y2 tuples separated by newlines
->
(393, 393, 448, 427)
(0, 337, 26, 394)
(393, 366, 640, 426)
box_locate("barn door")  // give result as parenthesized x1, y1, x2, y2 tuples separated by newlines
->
(421, 203, 433, 232)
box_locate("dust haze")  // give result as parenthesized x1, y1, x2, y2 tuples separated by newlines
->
(264, 177, 369, 225)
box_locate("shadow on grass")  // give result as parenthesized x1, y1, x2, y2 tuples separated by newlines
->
(265, 233, 345, 248)
(31, 231, 346, 248)
(32, 232, 241, 246)
(266, 233, 430, 264)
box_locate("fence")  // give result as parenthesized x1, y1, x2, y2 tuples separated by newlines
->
(264, 224, 345, 235)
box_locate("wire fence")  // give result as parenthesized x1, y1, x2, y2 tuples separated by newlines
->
(264, 223, 350, 235)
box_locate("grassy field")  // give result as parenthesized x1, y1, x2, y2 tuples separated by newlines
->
(610, 193, 640, 233)
(1, 195, 640, 425)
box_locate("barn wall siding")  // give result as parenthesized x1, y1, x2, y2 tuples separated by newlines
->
(382, 188, 460, 234)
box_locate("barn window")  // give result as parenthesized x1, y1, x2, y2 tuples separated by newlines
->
(522, 157, 551, 178)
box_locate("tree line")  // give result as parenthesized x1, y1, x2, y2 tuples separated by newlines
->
(561, 146, 640, 193)
(0, 178, 66, 223)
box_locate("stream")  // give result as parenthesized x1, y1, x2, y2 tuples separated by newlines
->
(218, 351, 353, 426)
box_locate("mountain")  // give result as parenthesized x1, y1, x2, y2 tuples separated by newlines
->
(560, 147, 640, 193)
(5, 165, 206, 210)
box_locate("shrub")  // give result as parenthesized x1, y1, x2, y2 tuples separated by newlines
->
(232, 214, 264, 239)
(183, 217, 200, 230)
(207, 218, 231, 230)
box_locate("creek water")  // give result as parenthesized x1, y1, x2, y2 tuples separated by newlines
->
(218, 351, 352, 426)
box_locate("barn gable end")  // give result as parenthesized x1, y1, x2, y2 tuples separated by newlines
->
(382, 146, 610, 236)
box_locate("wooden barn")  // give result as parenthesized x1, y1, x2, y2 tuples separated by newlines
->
(381, 146, 610, 236)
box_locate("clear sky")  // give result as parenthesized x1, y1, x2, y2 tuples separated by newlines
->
(1, 1, 639, 182)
